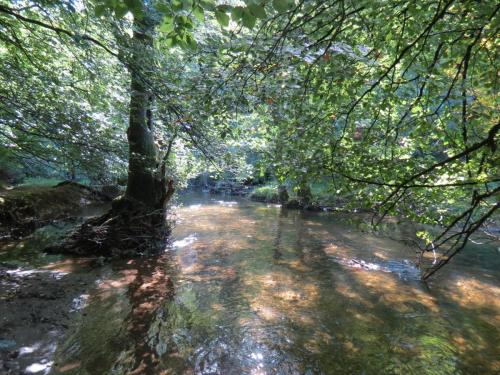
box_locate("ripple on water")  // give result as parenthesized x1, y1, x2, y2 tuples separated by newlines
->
(329, 256, 421, 281)
(45, 194, 500, 374)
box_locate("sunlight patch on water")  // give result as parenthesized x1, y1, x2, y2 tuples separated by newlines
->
(6, 268, 67, 279)
(330, 256, 420, 280)
(442, 277, 500, 319)
(173, 234, 198, 248)
(70, 294, 90, 312)
(250, 352, 265, 375)
(19, 341, 58, 374)
(25, 361, 53, 374)
(216, 200, 238, 207)
(19, 345, 38, 355)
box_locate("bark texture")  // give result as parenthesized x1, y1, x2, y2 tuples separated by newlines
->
(46, 10, 174, 256)
(125, 13, 172, 212)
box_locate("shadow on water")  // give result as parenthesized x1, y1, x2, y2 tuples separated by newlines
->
(49, 254, 177, 375)
(13, 193, 497, 374)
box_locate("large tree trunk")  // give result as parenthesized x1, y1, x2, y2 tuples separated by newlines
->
(125, 13, 170, 212)
(47, 11, 174, 257)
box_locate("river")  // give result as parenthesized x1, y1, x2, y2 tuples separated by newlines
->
(1, 193, 499, 374)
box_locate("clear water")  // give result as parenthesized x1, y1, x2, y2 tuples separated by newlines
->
(16, 193, 499, 374)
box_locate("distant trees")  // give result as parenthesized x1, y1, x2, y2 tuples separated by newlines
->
(0, 2, 128, 182)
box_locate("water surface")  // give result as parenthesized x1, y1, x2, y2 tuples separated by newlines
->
(46, 194, 500, 374)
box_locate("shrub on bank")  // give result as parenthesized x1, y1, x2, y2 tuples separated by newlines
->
(250, 184, 279, 203)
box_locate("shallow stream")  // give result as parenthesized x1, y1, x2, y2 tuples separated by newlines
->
(1, 193, 498, 374)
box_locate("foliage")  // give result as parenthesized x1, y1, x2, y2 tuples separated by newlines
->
(250, 183, 279, 202)
(0, 0, 498, 275)
(0, 0, 129, 182)
(216, 0, 499, 277)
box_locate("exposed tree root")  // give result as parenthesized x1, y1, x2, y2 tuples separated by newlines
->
(46, 197, 171, 257)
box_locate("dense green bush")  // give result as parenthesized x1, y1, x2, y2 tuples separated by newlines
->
(250, 184, 279, 203)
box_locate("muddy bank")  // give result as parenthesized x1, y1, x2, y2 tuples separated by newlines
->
(0, 241, 175, 374)
(0, 181, 111, 239)
(0, 260, 97, 375)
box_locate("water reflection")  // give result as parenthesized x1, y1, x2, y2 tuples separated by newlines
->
(51, 193, 499, 374)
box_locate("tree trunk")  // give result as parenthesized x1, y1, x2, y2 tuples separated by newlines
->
(47, 11, 174, 256)
(125, 12, 172, 213)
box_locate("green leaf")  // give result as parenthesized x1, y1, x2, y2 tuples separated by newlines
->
(177, 15, 194, 29)
(273, 0, 295, 13)
(272, 0, 293, 13)
(242, 10, 256, 29)
(124, 0, 142, 17)
(160, 18, 174, 33)
(185, 34, 197, 50)
(231, 6, 245, 21)
(155, 2, 170, 14)
(217, 5, 232, 13)
(247, 3, 267, 19)
(193, 5, 205, 21)
(114, 5, 129, 18)
(170, 35, 181, 47)
(165, 36, 175, 47)
(172, 0, 184, 11)
(199, 0, 215, 11)
(95, 4, 106, 17)
(182, 0, 193, 10)
(215, 10, 230, 27)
